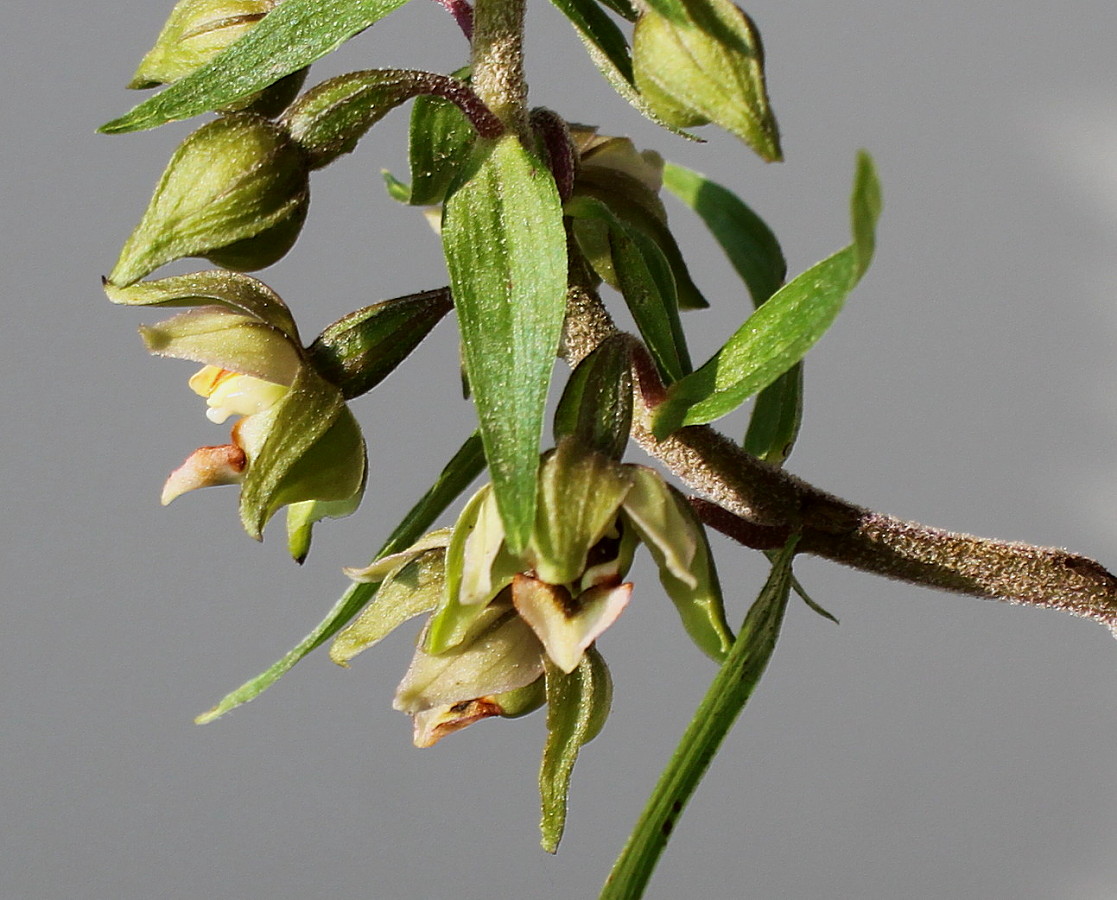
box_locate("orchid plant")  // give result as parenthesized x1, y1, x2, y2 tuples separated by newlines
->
(101, 0, 1117, 896)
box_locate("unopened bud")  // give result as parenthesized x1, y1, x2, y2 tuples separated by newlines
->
(129, 0, 275, 90)
(109, 114, 309, 287)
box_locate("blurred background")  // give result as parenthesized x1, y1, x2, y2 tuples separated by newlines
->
(5, 1, 1117, 897)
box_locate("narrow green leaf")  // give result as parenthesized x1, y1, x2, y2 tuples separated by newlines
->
(661, 162, 801, 462)
(540, 648, 613, 853)
(101, 0, 413, 133)
(104, 270, 301, 344)
(653, 153, 881, 436)
(662, 162, 785, 307)
(743, 365, 802, 465)
(567, 195, 691, 382)
(442, 135, 567, 554)
(600, 538, 797, 899)
(553, 335, 633, 461)
(195, 431, 484, 724)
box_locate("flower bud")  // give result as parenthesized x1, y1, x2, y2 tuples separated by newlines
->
(129, 0, 275, 90)
(109, 114, 309, 287)
(632, 0, 781, 160)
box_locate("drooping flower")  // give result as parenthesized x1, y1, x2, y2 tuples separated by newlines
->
(333, 437, 733, 745)
(105, 270, 365, 558)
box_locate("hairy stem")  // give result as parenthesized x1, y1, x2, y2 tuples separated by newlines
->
(561, 286, 1117, 634)
(470, 0, 528, 134)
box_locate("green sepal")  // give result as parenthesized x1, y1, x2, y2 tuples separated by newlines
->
(632, 0, 781, 160)
(571, 165, 707, 310)
(407, 68, 477, 206)
(138, 307, 302, 385)
(442, 134, 568, 555)
(621, 468, 733, 661)
(553, 334, 633, 461)
(530, 440, 633, 586)
(395, 604, 546, 717)
(329, 546, 448, 665)
(104, 270, 300, 342)
(285, 471, 367, 563)
(108, 115, 309, 287)
(653, 152, 881, 436)
(101, 0, 415, 133)
(539, 647, 613, 853)
(195, 432, 484, 724)
(427, 486, 519, 654)
(307, 288, 453, 399)
(238, 367, 366, 539)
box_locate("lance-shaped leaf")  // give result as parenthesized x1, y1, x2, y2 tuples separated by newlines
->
(662, 161, 784, 305)
(195, 431, 485, 724)
(101, 0, 415, 133)
(601, 538, 795, 898)
(442, 135, 568, 555)
(282, 69, 500, 170)
(553, 335, 633, 461)
(632, 0, 780, 160)
(653, 152, 881, 436)
(662, 161, 800, 463)
(539, 648, 612, 853)
(307, 288, 453, 399)
(567, 196, 690, 383)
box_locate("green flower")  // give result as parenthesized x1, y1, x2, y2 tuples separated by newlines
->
(332, 437, 732, 744)
(106, 271, 366, 556)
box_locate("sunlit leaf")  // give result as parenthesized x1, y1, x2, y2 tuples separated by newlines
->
(442, 135, 567, 554)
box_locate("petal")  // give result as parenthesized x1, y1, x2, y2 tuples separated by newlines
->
(161, 443, 246, 504)
(394, 605, 545, 716)
(620, 466, 699, 588)
(411, 699, 505, 748)
(140, 307, 302, 385)
(511, 574, 630, 674)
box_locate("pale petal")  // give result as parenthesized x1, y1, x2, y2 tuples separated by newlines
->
(161, 443, 246, 505)
(411, 698, 504, 748)
(511, 575, 631, 674)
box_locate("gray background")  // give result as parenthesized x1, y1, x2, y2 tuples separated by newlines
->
(5, 1, 1117, 897)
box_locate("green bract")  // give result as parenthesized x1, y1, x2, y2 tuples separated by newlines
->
(108, 114, 309, 287)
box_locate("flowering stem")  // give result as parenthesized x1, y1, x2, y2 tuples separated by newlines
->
(561, 285, 1117, 633)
